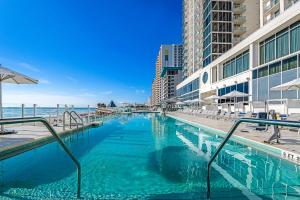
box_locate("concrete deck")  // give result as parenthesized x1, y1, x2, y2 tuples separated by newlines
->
(168, 112, 300, 163)
(0, 120, 103, 160)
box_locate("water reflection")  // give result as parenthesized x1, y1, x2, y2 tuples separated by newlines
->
(170, 118, 300, 199)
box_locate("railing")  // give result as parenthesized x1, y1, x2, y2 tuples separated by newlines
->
(63, 111, 79, 131)
(0, 117, 81, 198)
(207, 118, 300, 199)
(70, 111, 84, 127)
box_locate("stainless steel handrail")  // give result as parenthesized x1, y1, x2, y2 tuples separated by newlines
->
(0, 117, 81, 198)
(70, 111, 84, 127)
(207, 118, 300, 199)
(63, 111, 79, 131)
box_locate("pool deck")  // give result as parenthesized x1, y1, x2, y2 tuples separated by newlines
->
(167, 111, 300, 164)
(0, 122, 100, 160)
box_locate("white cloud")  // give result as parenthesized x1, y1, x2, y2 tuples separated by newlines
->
(18, 62, 41, 73)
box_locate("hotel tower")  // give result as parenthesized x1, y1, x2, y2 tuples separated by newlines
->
(151, 45, 183, 106)
(177, 0, 300, 113)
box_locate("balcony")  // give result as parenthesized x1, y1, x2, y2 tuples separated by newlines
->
(264, 0, 280, 13)
(234, 15, 246, 24)
(233, 5, 246, 14)
(285, 0, 300, 10)
(233, 26, 246, 36)
(233, 0, 245, 3)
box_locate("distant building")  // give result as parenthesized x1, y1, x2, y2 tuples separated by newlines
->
(151, 44, 183, 106)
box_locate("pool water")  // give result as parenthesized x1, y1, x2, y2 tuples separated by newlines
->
(0, 114, 300, 199)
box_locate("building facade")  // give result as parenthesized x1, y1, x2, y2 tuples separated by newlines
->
(151, 52, 162, 106)
(183, 0, 260, 77)
(151, 45, 183, 106)
(177, 1, 300, 112)
(183, 0, 203, 78)
(260, 0, 299, 26)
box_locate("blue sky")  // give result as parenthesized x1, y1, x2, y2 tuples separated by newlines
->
(0, 0, 182, 106)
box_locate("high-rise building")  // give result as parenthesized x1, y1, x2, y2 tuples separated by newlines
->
(182, 0, 203, 78)
(151, 45, 183, 106)
(203, 0, 261, 67)
(260, 0, 299, 26)
(151, 52, 162, 107)
(177, 0, 300, 112)
(183, 0, 260, 73)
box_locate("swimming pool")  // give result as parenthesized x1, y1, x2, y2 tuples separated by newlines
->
(0, 113, 300, 199)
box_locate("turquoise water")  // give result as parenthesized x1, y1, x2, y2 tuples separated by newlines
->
(0, 114, 300, 199)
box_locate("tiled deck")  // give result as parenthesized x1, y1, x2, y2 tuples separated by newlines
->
(0, 123, 76, 151)
(168, 112, 300, 160)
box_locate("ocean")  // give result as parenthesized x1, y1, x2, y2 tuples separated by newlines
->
(1, 107, 96, 118)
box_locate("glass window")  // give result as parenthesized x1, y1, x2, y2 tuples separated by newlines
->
(269, 61, 281, 75)
(290, 25, 300, 53)
(244, 82, 249, 94)
(260, 43, 265, 64)
(220, 88, 225, 96)
(282, 56, 297, 71)
(225, 86, 231, 94)
(236, 56, 243, 74)
(258, 66, 268, 78)
(231, 85, 236, 92)
(253, 69, 258, 80)
(276, 31, 289, 58)
(265, 39, 275, 63)
(230, 60, 236, 76)
(243, 53, 249, 71)
(203, 45, 211, 58)
(237, 83, 244, 92)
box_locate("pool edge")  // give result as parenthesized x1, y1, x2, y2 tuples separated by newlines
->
(0, 124, 95, 161)
(167, 113, 300, 165)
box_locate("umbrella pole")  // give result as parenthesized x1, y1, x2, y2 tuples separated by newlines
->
(0, 81, 3, 132)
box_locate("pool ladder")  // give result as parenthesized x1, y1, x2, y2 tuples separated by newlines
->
(63, 111, 84, 131)
(0, 117, 81, 199)
(206, 118, 300, 199)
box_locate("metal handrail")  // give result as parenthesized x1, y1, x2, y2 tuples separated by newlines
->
(0, 117, 81, 198)
(63, 111, 79, 131)
(70, 111, 84, 126)
(207, 118, 300, 199)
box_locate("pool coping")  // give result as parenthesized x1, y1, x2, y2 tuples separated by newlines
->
(0, 123, 97, 161)
(167, 113, 300, 165)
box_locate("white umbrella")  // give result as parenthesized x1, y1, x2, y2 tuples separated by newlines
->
(0, 66, 38, 133)
(189, 99, 204, 103)
(222, 91, 250, 115)
(271, 78, 300, 91)
(222, 90, 250, 98)
(176, 102, 186, 105)
(184, 100, 192, 103)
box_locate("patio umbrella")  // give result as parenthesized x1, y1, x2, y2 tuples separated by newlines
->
(222, 90, 250, 98)
(0, 66, 38, 133)
(189, 99, 204, 103)
(184, 100, 192, 104)
(176, 102, 186, 105)
(222, 91, 250, 114)
(271, 78, 300, 91)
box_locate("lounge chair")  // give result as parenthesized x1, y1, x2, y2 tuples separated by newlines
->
(286, 113, 300, 134)
(216, 110, 226, 120)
